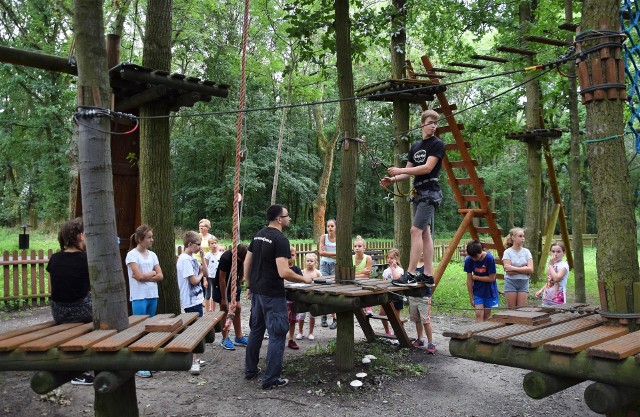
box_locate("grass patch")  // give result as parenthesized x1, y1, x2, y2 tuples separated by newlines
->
(283, 339, 427, 395)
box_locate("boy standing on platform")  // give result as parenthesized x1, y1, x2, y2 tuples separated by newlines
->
(177, 231, 207, 375)
(464, 240, 498, 322)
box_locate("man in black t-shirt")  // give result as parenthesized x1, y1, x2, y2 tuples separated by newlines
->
(244, 205, 312, 390)
(380, 109, 445, 292)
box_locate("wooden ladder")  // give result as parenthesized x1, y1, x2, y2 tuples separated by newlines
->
(406, 55, 505, 289)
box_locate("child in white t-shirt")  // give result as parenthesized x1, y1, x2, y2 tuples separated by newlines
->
(204, 236, 221, 312)
(379, 249, 404, 335)
(535, 242, 570, 305)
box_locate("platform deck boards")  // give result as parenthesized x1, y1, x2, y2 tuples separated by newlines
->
(543, 325, 629, 354)
(18, 322, 95, 351)
(586, 330, 640, 360)
(0, 321, 56, 342)
(164, 311, 224, 353)
(473, 312, 584, 344)
(91, 314, 174, 352)
(0, 323, 84, 351)
(506, 315, 604, 348)
(443, 321, 505, 340)
(145, 318, 183, 333)
(58, 330, 118, 351)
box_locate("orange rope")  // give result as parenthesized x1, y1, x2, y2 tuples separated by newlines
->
(226, 0, 250, 333)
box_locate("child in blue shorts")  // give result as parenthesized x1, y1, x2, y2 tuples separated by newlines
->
(464, 240, 498, 322)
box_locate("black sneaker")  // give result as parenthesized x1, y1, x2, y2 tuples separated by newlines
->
(392, 271, 417, 287)
(416, 273, 435, 287)
(262, 378, 289, 389)
(329, 320, 338, 330)
(321, 316, 329, 327)
(71, 373, 94, 386)
(245, 366, 262, 380)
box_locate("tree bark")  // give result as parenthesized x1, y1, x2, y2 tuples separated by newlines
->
(520, 1, 543, 282)
(391, 0, 411, 268)
(271, 60, 294, 205)
(565, 0, 586, 302)
(72, 0, 135, 415)
(140, 0, 181, 315)
(311, 104, 339, 243)
(334, 0, 358, 371)
(582, 0, 640, 313)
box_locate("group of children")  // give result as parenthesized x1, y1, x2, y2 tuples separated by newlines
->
(464, 227, 570, 323)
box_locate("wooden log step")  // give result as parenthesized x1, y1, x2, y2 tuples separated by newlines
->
(449, 160, 479, 168)
(496, 46, 537, 56)
(506, 315, 604, 349)
(433, 104, 458, 113)
(587, 330, 640, 360)
(58, 330, 118, 351)
(523, 35, 571, 47)
(18, 322, 95, 352)
(436, 123, 464, 134)
(474, 226, 503, 235)
(479, 242, 502, 251)
(427, 67, 464, 75)
(473, 312, 584, 344)
(164, 311, 225, 353)
(0, 323, 85, 351)
(448, 62, 486, 69)
(489, 310, 551, 325)
(0, 321, 56, 342)
(470, 54, 509, 63)
(91, 314, 175, 352)
(462, 195, 488, 202)
(145, 318, 184, 333)
(443, 320, 505, 340)
(543, 325, 629, 354)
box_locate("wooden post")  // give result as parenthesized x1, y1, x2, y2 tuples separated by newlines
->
(434, 210, 474, 288)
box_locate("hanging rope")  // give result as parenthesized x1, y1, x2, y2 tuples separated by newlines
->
(226, 0, 250, 332)
(621, 0, 640, 153)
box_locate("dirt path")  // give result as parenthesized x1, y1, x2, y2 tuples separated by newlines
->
(0, 302, 599, 417)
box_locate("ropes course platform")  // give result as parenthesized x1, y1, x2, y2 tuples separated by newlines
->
(445, 304, 640, 415)
(286, 279, 427, 348)
(0, 312, 223, 394)
(355, 78, 447, 103)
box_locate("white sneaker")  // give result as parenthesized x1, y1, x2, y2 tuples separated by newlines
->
(189, 362, 200, 375)
(308, 334, 315, 340)
(295, 333, 303, 340)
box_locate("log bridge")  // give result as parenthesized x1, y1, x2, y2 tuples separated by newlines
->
(0, 311, 224, 395)
(286, 278, 426, 350)
(444, 304, 640, 416)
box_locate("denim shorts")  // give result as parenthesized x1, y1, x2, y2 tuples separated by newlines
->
(504, 278, 529, 293)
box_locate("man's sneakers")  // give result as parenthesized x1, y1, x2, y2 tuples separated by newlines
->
(288, 339, 299, 350)
(329, 320, 338, 330)
(189, 361, 200, 375)
(234, 336, 249, 347)
(245, 366, 262, 380)
(71, 373, 94, 385)
(392, 271, 418, 287)
(321, 316, 329, 327)
(262, 378, 289, 390)
(220, 337, 236, 350)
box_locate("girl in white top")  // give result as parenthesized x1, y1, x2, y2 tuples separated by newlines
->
(317, 219, 337, 328)
(204, 236, 222, 312)
(296, 253, 322, 340)
(379, 249, 404, 335)
(535, 242, 570, 305)
(126, 224, 163, 315)
(502, 227, 534, 307)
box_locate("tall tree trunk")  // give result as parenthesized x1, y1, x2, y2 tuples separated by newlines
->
(582, 0, 639, 313)
(565, 0, 586, 302)
(391, 0, 411, 268)
(271, 62, 294, 204)
(72, 0, 136, 415)
(312, 104, 339, 242)
(334, 0, 358, 371)
(521, 1, 543, 282)
(140, 0, 180, 315)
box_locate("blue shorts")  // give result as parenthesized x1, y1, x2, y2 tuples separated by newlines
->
(131, 298, 158, 316)
(473, 294, 499, 308)
(184, 304, 204, 317)
(504, 278, 529, 293)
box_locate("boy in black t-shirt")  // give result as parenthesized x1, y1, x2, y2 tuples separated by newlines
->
(214, 245, 248, 350)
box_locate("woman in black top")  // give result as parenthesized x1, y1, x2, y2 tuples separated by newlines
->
(47, 218, 92, 324)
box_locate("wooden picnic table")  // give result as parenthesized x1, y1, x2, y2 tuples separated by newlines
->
(286, 277, 427, 349)
(444, 303, 640, 415)
(0, 311, 224, 394)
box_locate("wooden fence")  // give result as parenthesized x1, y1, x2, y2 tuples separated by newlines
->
(1, 234, 597, 307)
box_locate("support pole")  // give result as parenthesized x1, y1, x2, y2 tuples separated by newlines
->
(584, 382, 640, 415)
(94, 371, 136, 394)
(30, 370, 84, 394)
(522, 371, 584, 399)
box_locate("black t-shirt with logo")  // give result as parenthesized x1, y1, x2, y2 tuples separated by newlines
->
(214, 249, 244, 289)
(408, 135, 445, 189)
(248, 227, 291, 298)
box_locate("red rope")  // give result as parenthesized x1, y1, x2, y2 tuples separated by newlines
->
(226, 0, 250, 332)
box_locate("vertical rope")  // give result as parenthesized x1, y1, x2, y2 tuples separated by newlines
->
(226, 0, 250, 331)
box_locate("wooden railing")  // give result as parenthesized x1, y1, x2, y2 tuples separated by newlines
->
(1, 234, 597, 307)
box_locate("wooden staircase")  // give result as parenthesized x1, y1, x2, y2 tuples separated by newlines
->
(406, 55, 506, 288)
